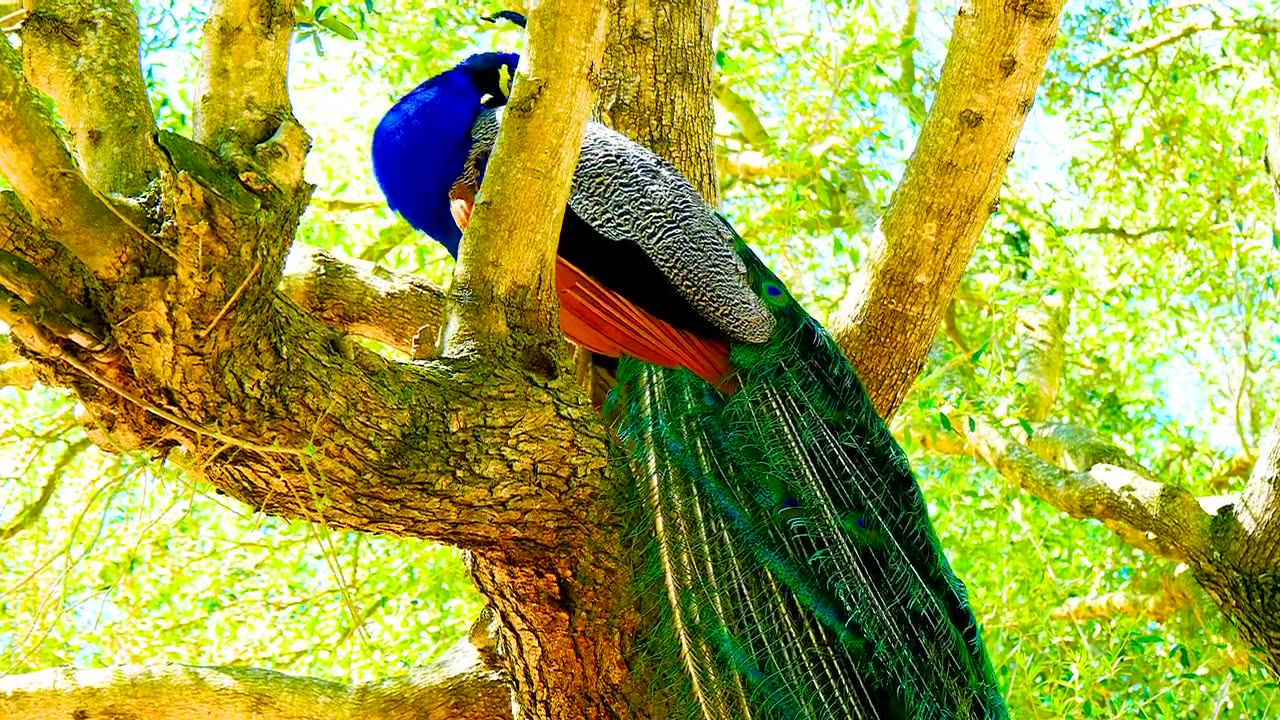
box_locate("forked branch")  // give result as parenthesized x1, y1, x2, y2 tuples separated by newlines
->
(0, 37, 135, 279)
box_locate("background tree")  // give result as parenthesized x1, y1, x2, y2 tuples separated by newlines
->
(1, 1, 1278, 719)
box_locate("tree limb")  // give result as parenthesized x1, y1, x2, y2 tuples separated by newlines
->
(894, 0, 926, 124)
(1231, 102, 1280, 571)
(0, 248, 110, 352)
(1013, 285, 1072, 421)
(1070, 223, 1180, 240)
(280, 248, 445, 357)
(956, 416, 1216, 564)
(21, 0, 159, 196)
(0, 637, 512, 720)
(713, 81, 775, 151)
(715, 148, 803, 182)
(1236, 412, 1280, 569)
(830, 0, 1065, 418)
(1050, 574, 1194, 623)
(193, 0, 296, 151)
(1082, 14, 1280, 74)
(0, 37, 135, 279)
(444, 0, 607, 352)
(310, 196, 385, 213)
(0, 437, 89, 542)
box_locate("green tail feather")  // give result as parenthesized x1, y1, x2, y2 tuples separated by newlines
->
(608, 223, 1006, 720)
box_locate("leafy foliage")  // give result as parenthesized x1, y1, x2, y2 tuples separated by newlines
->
(1, 0, 1278, 717)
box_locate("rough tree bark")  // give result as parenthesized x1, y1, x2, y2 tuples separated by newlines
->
(599, 0, 718, 200)
(7, 0, 1277, 718)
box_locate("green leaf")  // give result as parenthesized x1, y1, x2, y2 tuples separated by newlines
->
(1017, 418, 1034, 438)
(939, 413, 953, 433)
(970, 340, 990, 363)
(320, 16, 358, 40)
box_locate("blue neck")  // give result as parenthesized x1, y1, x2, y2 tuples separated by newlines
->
(371, 55, 518, 257)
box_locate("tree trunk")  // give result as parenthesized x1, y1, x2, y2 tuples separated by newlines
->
(598, 0, 718, 200)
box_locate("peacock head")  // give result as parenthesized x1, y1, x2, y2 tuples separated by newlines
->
(456, 52, 520, 109)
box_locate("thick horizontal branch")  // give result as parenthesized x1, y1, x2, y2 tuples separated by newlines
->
(954, 417, 1217, 563)
(21, 0, 159, 195)
(830, 0, 1065, 419)
(0, 637, 511, 720)
(0, 37, 134, 279)
(281, 248, 445, 357)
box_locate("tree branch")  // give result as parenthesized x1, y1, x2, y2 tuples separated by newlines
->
(309, 196, 385, 213)
(1236, 412, 1280, 569)
(280, 248, 445, 357)
(0, 637, 512, 720)
(894, 0, 926, 124)
(715, 148, 803, 183)
(1082, 14, 1280, 74)
(1013, 286, 1072, 421)
(1050, 574, 1194, 623)
(21, 0, 159, 196)
(830, 0, 1065, 419)
(713, 81, 775, 151)
(193, 0, 296, 150)
(444, 0, 608, 351)
(0, 37, 135, 279)
(1070, 223, 1180, 240)
(0, 437, 89, 542)
(0, 248, 111, 352)
(955, 416, 1216, 564)
(1231, 102, 1280, 570)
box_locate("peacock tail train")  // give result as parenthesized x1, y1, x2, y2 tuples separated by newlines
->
(610, 231, 1007, 720)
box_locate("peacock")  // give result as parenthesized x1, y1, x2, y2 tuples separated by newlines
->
(372, 44, 1007, 720)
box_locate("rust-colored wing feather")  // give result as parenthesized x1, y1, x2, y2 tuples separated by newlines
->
(450, 190, 731, 388)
